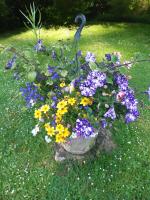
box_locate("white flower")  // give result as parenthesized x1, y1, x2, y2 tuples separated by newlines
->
(39, 118, 44, 122)
(32, 125, 40, 136)
(45, 135, 52, 143)
(29, 99, 35, 107)
(70, 132, 77, 139)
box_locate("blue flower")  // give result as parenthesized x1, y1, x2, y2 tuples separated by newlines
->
(105, 54, 111, 61)
(48, 66, 54, 74)
(34, 39, 46, 52)
(5, 55, 17, 70)
(20, 82, 44, 108)
(51, 72, 59, 80)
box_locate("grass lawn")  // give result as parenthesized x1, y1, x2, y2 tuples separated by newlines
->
(0, 23, 150, 200)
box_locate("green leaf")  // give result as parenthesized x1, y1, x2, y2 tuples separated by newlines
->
(61, 70, 68, 77)
(27, 71, 37, 81)
(89, 62, 98, 70)
(46, 80, 53, 86)
(111, 55, 118, 63)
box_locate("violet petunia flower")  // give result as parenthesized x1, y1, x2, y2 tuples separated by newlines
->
(104, 107, 116, 120)
(85, 52, 96, 63)
(74, 118, 95, 138)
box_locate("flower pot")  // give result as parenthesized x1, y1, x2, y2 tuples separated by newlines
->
(61, 132, 98, 155)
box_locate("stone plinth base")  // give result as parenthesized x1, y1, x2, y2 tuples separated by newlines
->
(55, 128, 116, 162)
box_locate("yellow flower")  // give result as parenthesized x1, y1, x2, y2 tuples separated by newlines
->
(83, 114, 87, 118)
(47, 126, 55, 136)
(80, 97, 93, 106)
(55, 133, 66, 143)
(64, 95, 69, 100)
(41, 104, 50, 113)
(56, 117, 61, 124)
(44, 123, 50, 131)
(34, 109, 42, 119)
(56, 124, 65, 132)
(68, 98, 76, 106)
(57, 100, 67, 109)
(63, 128, 71, 137)
(58, 107, 68, 115)
(60, 82, 66, 88)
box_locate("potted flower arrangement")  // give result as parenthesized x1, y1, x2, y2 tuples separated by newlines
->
(1, 4, 150, 161)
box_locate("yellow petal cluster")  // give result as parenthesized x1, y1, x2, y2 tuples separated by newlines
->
(34, 109, 42, 119)
(80, 97, 93, 106)
(60, 82, 66, 88)
(44, 123, 55, 136)
(41, 104, 50, 113)
(68, 98, 76, 106)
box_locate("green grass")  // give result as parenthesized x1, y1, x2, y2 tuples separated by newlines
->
(0, 23, 150, 200)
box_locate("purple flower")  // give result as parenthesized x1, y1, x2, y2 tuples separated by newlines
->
(48, 66, 54, 74)
(144, 86, 150, 100)
(34, 39, 46, 52)
(5, 55, 17, 70)
(120, 88, 138, 111)
(125, 112, 139, 123)
(105, 54, 111, 61)
(104, 107, 116, 120)
(80, 80, 96, 96)
(101, 118, 107, 128)
(79, 70, 106, 97)
(51, 72, 59, 80)
(85, 52, 96, 63)
(74, 118, 95, 138)
(114, 73, 128, 91)
(20, 82, 44, 108)
(52, 96, 57, 101)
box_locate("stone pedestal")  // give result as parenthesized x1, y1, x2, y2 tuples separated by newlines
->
(55, 128, 116, 162)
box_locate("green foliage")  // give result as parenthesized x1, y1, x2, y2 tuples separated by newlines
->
(1, 0, 150, 31)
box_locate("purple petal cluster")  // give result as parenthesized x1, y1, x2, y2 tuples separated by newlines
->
(119, 88, 139, 123)
(101, 118, 107, 128)
(80, 70, 106, 96)
(48, 66, 59, 80)
(104, 107, 116, 120)
(5, 55, 17, 70)
(51, 96, 58, 109)
(105, 54, 111, 61)
(114, 73, 128, 91)
(20, 82, 44, 108)
(34, 39, 46, 52)
(115, 75, 139, 124)
(74, 118, 94, 138)
(85, 52, 96, 63)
